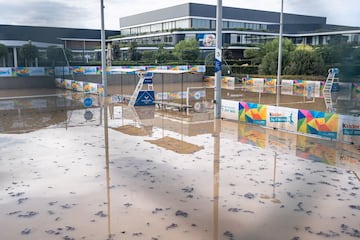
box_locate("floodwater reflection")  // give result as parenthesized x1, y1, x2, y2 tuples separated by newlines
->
(0, 92, 359, 240)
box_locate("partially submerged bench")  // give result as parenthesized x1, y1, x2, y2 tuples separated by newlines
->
(154, 100, 193, 112)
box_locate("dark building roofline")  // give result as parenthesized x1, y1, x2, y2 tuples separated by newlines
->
(119, 2, 326, 28)
(0, 24, 119, 45)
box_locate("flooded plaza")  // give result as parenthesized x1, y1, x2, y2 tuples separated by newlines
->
(0, 88, 359, 240)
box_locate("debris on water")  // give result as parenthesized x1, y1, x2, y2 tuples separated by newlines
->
(21, 228, 31, 235)
(18, 211, 38, 218)
(95, 211, 107, 217)
(175, 210, 188, 217)
(166, 223, 178, 230)
(181, 186, 194, 193)
(244, 192, 255, 199)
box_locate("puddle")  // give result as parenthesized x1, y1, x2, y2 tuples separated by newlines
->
(0, 90, 359, 240)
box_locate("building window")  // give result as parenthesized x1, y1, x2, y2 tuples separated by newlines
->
(192, 18, 210, 29)
(151, 23, 162, 32)
(175, 19, 190, 29)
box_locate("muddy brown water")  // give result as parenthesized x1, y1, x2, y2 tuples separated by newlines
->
(0, 88, 359, 240)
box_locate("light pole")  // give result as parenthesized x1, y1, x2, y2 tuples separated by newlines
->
(100, 0, 108, 98)
(214, 0, 222, 119)
(276, 0, 284, 106)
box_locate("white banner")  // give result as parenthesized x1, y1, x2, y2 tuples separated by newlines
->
(338, 115, 360, 145)
(281, 79, 294, 95)
(0, 67, 12, 77)
(266, 106, 298, 132)
(221, 99, 239, 121)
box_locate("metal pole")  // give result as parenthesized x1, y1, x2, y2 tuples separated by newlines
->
(214, 0, 222, 119)
(100, 0, 108, 98)
(276, 0, 284, 106)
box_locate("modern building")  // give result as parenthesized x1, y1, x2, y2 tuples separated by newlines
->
(0, 25, 118, 67)
(113, 2, 360, 60)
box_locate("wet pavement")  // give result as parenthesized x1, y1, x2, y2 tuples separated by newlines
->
(0, 90, 360, 240)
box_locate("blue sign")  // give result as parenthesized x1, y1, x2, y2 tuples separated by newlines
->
(215, 59, 222, 72)
(134, 90, 155, 106)
(144, 77, 153, 84)
(83, 97, 93, 108)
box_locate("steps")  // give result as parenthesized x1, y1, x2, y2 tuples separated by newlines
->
(323, 68, 339, 112)
(128, 72, 154, 106)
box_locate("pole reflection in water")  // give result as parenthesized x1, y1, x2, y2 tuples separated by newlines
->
(213, 119, 221, 240)
(103, 103, 112, 239)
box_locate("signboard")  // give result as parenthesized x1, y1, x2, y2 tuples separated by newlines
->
(0, 68, 12, 77)
(266, 106, 298, 132)
(297, 109, 338, 140)
(197, 33, 216, 47)
(239, 102, 267, 126)
(221, 99, 239, 121)
(83, 97, 93, 108)
(338, 115, 360, 144)
(134, 90, 155, 106)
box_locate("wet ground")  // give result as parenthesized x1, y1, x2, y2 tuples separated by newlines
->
(0, 89, 360, 240)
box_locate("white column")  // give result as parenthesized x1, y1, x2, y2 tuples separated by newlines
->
(13, 47, 18, 67)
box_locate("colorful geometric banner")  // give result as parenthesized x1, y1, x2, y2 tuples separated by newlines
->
(239, 102, 267, 126)
(297, 109, 338, 139)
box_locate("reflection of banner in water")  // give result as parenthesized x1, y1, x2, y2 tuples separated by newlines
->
(296, 135, 337, 165)
(266, 130, 297, 155)
(238, 123, 266, 148)
(338, 114, 360, 144)
(239, 102, 267, 126)
(297, 109, 338, 139)
(266, 106, 298, 132)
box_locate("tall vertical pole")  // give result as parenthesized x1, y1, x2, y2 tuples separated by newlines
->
(100, 0, 108, 98)
(214, 0, 222, 119)
(276, 0, 284, 106)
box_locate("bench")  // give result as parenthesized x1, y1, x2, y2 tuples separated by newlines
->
(154, 100, 193, 112)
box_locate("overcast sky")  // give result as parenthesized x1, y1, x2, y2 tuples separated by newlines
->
(0, 0, 359, 30)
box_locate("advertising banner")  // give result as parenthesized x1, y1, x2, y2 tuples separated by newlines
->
(266, 130, 297, 155)
(0, 67, 12, 77)
(0, 100, 15, 110)
(29, 67, 45, 76)
(13, 67, 30, 76)
(352, 83, 360, 102)
(264, 78, 276, 93)
(197, 33, 216, 47)
(239, 102, 267, 126)
(297, 109, 339, 139)
(55, 66, 71, 76)
(83, 66, 98, 75)
(266, 106, 298, 132)
(305, 80, 321, 98)
(281, 79, 294, 95)
(293, 80, 305, 96)
(83, 82, 98, 94)
(253, 78, 264, 93)
(71, 66, 85, 75)
(221, 99, 239, 121)
(338, 115, 360, 145)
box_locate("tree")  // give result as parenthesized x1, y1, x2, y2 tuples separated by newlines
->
(173, 39, 200, 63)
(244, 37, 294, 75)
(0, 43, 8, 67)
(128, 41, 141, 61)
(20, 41, 39, 67)
(154, 45, 174, 64)
(284, 45, 325, 75)
(47, 46, 70, 66)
